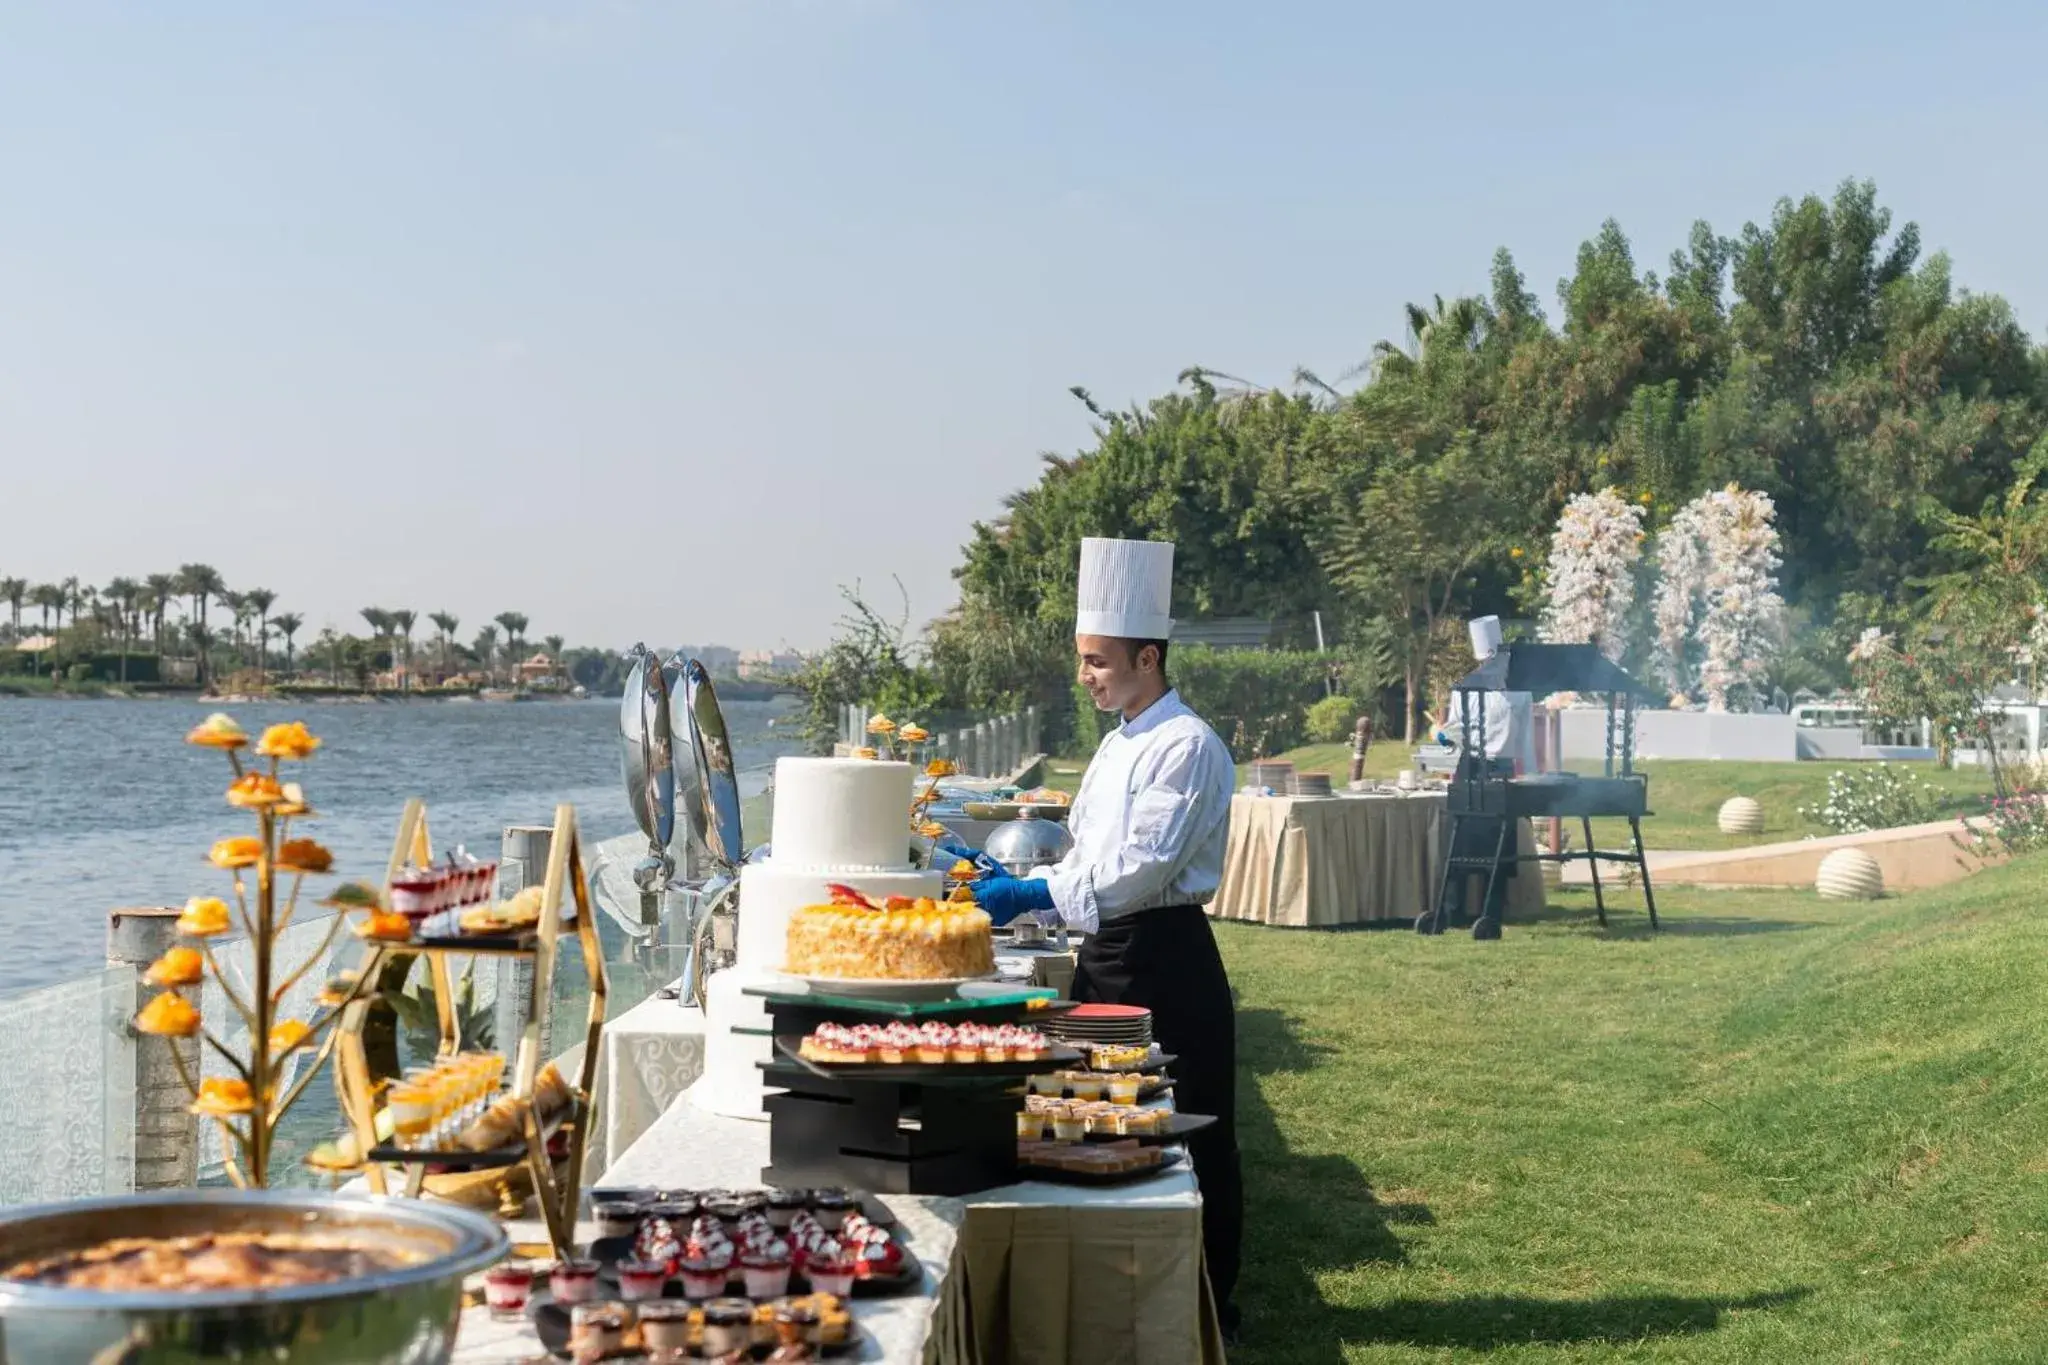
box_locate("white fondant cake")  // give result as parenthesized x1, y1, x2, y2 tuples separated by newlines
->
(692, 756, 943, 1119)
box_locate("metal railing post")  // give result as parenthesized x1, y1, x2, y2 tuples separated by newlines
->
(108, 907, 196, 1191)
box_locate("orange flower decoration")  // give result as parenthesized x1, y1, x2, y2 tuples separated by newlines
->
(185, 713, 248, 749)
(356, 911, 413, 942)
(210, 837, 263, 870)
(145, 946, 205, 987)
(276, 838, 333, 874)
(136, 991, 202, 1037)
(255, 721, 321, 760)
(176, 896, 232, 937)
(853, 746, 879, 761)
(274, 782, 313, 818)
(316, 971, 363, 1007)
(925, 759, 957, 778)
(948, 858, 977, 878)
(947, 884, 978, 903)
(268, 1019, 311, 1056)
(865, 713, 897, 736)
(916, 820, 948, 839)
(899, 724, 929, 744)
(320, 881, 383, 912)
(191, 1077, 254, 1118)
(226, 772, 284, 809)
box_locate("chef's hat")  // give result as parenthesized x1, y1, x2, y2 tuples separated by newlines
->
(1468, 615, 1503, 659)
(1076, 538, 1175, 640)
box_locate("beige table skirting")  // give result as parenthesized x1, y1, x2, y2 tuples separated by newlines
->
(1211, 791, 1545, 926)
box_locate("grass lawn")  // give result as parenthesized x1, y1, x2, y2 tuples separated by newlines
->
(1221, 859, 2048, 1363)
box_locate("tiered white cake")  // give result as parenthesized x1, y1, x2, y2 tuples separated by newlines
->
(692, 757, 941, 1119)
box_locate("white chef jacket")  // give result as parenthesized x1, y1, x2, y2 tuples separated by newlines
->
(1449, 689, 1536, 773)
(1025, 689, 1236, 934)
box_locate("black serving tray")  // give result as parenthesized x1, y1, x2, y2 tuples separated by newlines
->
(1079, 1111, 1216, 1147)
(586, 1235, 922, 1300)
(584, 1189, 895, 1228)
(366, 1140, 525, 1171)
(529, 1289, 866, 1359)
(1018, 1151, 1188, 1187)
(745, 983, 1078, 1022)
(773, 1036, 1080, 1083)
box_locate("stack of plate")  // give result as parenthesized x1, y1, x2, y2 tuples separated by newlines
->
(1291, 772, 1333, 798)
(1041, 1002, 1153, 1051)
(1248, 760, 1296, 793)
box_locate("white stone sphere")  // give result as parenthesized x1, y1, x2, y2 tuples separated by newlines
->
(1718, 796, 1766, 836)
(1816, 847, 1885, 901)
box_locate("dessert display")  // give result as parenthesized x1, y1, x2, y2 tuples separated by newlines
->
(1029, 1069, 1162, 1102)
(593, 1186, 915, 1301)
(783, 886, 995, 981)
(697, 756, 945, 1118)
(795, 1021, 1049, 1066)
(1022, 1094, 1173, 1137)
(1084, 1043, 1155, 1071)
(4, 1232, 422, 1291)
(538, 1291, 852, 1360)
(485, 1260, 535, 1317)
(1017, 1139, 1168, 1179)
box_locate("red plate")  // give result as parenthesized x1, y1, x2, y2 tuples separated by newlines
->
(1067, 1004, 1150, 1020)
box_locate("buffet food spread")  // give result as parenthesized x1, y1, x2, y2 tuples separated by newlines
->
(782, 888, 996, 982)
(5, 1232, 422, 1291)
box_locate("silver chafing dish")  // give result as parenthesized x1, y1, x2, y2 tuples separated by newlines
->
(985, 808, 1075, 948)
(0, 1190, 507, 1364)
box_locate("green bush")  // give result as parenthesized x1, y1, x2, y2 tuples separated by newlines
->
(1172, 647, 1331, 758)
(1070, 681, 1103, 754)
(1305, 694, 1361, 744)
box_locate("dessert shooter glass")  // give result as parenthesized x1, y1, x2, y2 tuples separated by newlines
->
(615, 1259, 669, 1301)
(482, 1262, 532, 1318)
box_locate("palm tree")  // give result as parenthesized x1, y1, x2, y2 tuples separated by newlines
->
(57, 577, 80, 629)
(314, 627, 341, 686)
(390, 609, 417, 691)
(494, 613, 527, 684)
(105, 578, 140, 681)
(542, 633, 564, 660)
(243, 588, 276, 680)
(0, 578, 25, 640)
(187, 622, 216, 690)
(272, 613, 304, 676)
(471, 624, 499, 682)
(426, 612, 458, 682)
(144, 574, 177, 656)
(30, 583, 62, 632)
(360, 609, 391, 688)
(176, 565, 225, 685)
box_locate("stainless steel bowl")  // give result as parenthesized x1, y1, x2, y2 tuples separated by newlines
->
(984, 806, 1075, 878)
(0, 1190, 508, 1364)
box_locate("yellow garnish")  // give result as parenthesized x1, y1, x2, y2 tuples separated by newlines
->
(255, 721, 321, 760)
(176, 896, 233, 937)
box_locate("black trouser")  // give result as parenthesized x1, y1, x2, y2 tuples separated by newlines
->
(1073, 904, 1243, 1320)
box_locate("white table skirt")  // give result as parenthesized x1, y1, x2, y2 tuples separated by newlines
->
(589, 986, 706, 1174)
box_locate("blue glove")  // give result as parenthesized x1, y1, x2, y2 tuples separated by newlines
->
(935, 838, 1004, 879)
(974, 876, 1055, 927)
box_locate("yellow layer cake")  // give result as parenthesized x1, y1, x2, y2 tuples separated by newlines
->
(785, 897, 995, 980)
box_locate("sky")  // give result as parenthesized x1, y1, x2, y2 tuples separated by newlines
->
(3, 1, 2046, 653)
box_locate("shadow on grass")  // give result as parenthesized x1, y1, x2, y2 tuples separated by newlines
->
(1336, 1287, 1812, 1350)
(1511, 900, 1816, 938)
(1232, 1006, 1809, 1360)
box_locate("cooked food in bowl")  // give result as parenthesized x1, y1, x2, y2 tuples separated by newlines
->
(6, 1231, 424, 1292)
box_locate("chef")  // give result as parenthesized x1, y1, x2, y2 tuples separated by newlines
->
(1445, 616, 1535, 772)
(972, 537, 1245, 1337)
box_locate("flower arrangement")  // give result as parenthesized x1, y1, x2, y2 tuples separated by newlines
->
(1538, 487, 1644, 662)
(132, 714, 377, 1186)
(1653, 485, 1785, 709)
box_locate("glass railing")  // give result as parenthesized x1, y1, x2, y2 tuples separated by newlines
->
(0, 967, 136, 1203)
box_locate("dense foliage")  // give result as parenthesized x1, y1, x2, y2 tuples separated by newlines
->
(923, 180, 2048, 750)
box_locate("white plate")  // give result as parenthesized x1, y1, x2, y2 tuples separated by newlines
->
(789, 973, 997, 1001)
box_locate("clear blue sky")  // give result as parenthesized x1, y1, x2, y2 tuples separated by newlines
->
(3, 1, 2044, 651)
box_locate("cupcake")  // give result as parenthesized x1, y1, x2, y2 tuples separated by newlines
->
(804, 1239, 855, 1296)
(636, 1299, 694, 1354)
(913, 1024, 951, 1065)
(702, 1297, 756, 1356)
(1010, 1028, 1049, 1062)
(766, 1188, 809, 1230)
(949, 1023, 983, 1064)
(876, 1023, 917, 1065)
(678, 1251, 732, 1300)
(809, 1188, 855, 1232)
(1016, 1109, 1046, 1141)
(740, 1238, 792, 1298)
(615, 1258, 668, 1301)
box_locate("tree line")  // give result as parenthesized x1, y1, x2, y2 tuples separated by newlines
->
(912, 179, 2047, 747)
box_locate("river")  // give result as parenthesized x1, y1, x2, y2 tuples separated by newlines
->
(0, 694, 807, 998)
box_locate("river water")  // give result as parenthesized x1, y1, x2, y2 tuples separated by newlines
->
(0, 695, 806, 998)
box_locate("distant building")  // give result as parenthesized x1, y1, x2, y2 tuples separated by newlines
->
(517, 652, 558, 685)
(738, 649, 805, 679)
(695, 645, 740, 676)
(1170, 618, 1275, 651)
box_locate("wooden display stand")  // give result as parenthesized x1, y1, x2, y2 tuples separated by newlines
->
(331, 801, 607, 1257)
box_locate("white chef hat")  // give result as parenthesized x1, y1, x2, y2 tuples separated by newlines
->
(1076, 537, 1175, 640)
(1468, 615, 1503, 659)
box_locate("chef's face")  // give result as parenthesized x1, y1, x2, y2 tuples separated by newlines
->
(1075, 635, 1161, 713)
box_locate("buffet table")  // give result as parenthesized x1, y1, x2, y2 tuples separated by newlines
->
(595, 1094, 1224, 1365)
(590, 988, 706, 1174)
(1210, 789, 1545, 926)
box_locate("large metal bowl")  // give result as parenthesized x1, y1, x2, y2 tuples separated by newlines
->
(0, 1190, 507, 1364)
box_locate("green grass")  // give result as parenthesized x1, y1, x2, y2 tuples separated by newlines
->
(1223, 860, 2048, 1363)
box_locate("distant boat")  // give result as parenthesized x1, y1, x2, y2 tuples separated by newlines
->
(479, 687, 518, 703)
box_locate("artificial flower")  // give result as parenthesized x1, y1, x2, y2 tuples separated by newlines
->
(190, 1077, 254, 1118)
(853, 747, 878, 761)
(268, 1019, 311, 1056)
(1539, 487, 1643, 665)
(176, 896, 233, 937)
(255, 721, 321, 760)
(320, 881, 383, 912)
(316, 971, 363, 1008)
(899, 723, 929, 744)
(948, 858, 978, 878)
(226, 772, 284, 809)
(185, 713, 248, 749)
(946, 884, 978, 903)
(924, 759, 957, 778)
(355, 911, 413, 942)
(916, 820, 948, 839)
(145, 946, 205, 988)
(210, 836, 263, 869)
(135, 991, 202, 1037)
(865, 713, 896, 736)
(274, 782, 313, 818)
(275, 838, 333, 874)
